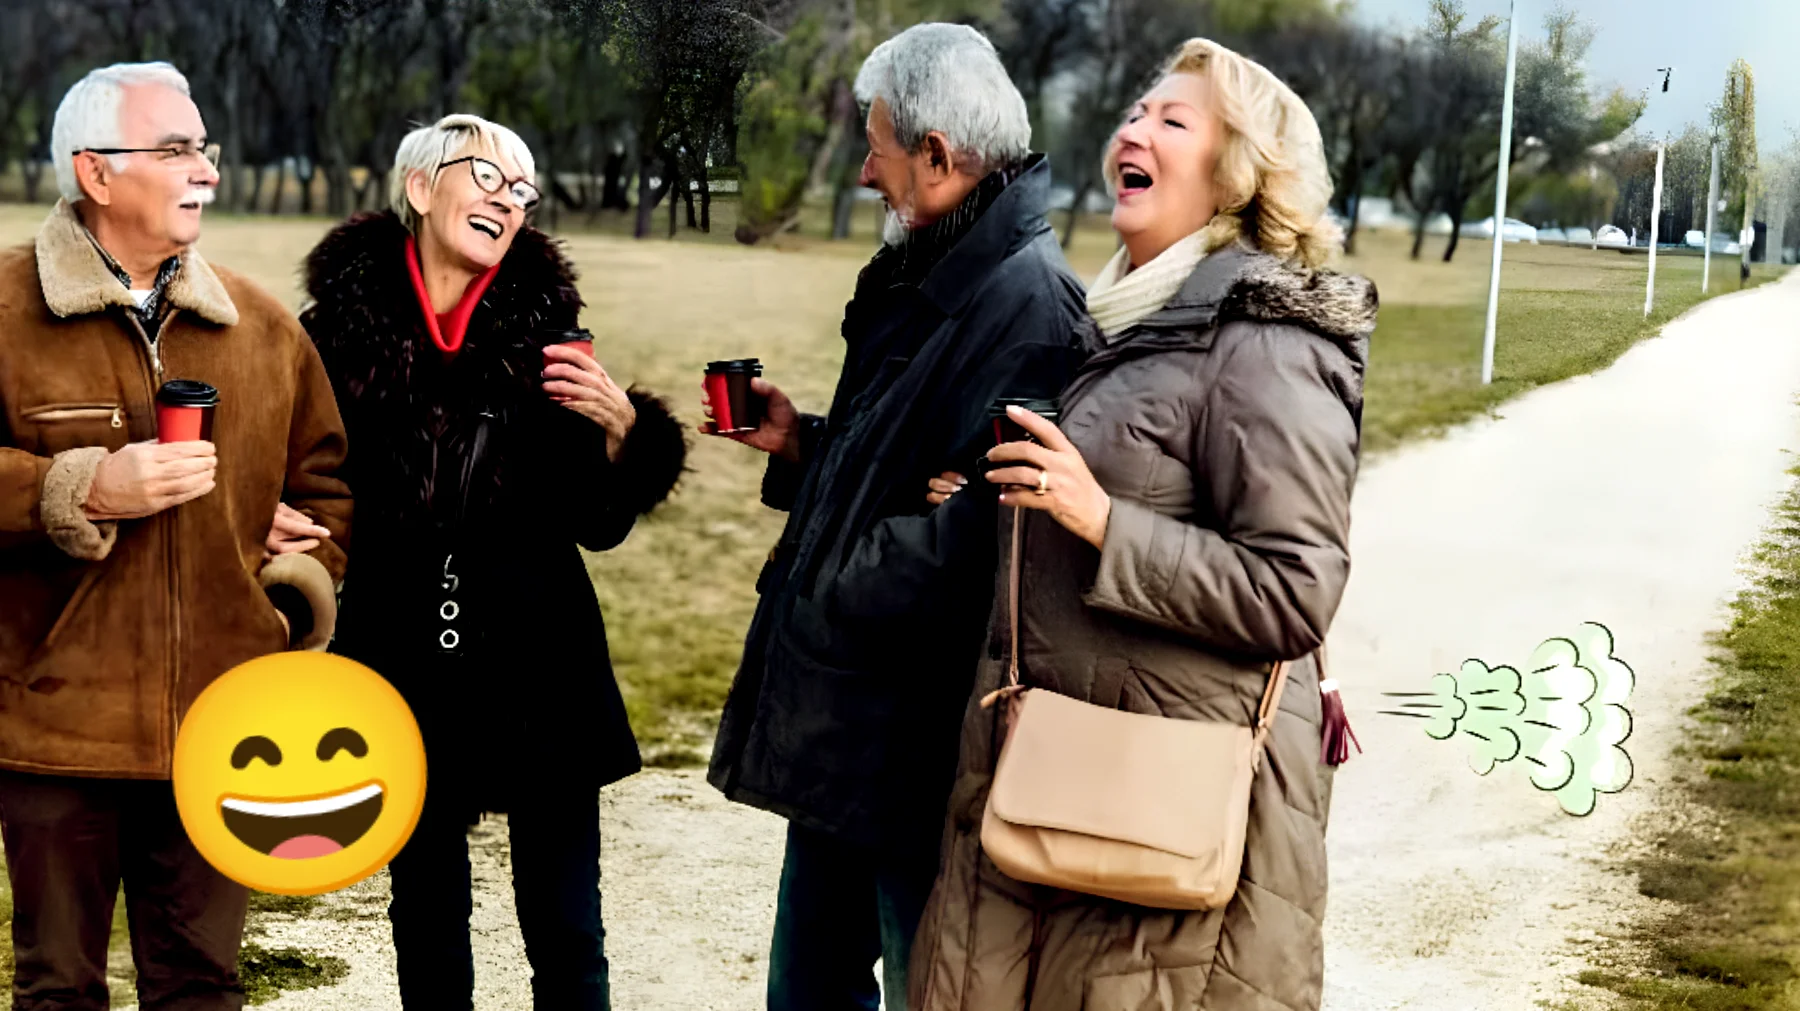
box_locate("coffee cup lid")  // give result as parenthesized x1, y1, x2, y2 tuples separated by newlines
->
(543, 328, 593, 342)
(707, 359, 763, 374)
(987, 397, 1060, 419)
(157, 379, 220, 407)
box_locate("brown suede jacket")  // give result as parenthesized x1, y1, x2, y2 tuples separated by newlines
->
(0, 200, 351, 779)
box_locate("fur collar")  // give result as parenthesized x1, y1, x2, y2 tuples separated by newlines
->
(1144, 244, 1379, 346)
(1220, 253, 1380, 343)
(301, 211, 582, 407)
(34, 199, 238, 326)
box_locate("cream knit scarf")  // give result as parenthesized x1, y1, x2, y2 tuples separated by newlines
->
(1085, 229, 1210, 340)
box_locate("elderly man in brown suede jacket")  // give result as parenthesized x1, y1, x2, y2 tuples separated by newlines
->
(0, 62, 351, 1010)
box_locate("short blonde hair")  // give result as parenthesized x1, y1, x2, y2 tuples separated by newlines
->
(1105, 39, 1341, 269)
(389, 113, 536, 232)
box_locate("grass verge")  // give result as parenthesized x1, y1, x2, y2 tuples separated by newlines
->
(1580, 463, 1800, 1010)
(1362, 258, 1786, 453)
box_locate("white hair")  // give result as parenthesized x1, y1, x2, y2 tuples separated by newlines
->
(390, 113, 537, 232)
(853, 23, 1030, 177)
(52, 62, 192, 203)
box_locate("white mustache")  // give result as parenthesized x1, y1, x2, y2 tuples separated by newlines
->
(183, 188, 216, 206)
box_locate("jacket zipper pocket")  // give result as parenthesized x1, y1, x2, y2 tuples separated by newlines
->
(23, 404, 125, 428)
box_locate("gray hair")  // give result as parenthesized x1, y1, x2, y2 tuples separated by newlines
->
(52, 62, 192, 203)
(853, 23, 1030, 176)
(390, 113, 537, 232)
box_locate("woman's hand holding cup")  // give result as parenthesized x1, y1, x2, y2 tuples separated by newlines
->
(985, 405, 1112, 550)
(543, 344, 636, 462)
(701, 376, 801, 463)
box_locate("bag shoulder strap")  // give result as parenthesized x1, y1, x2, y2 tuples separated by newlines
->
(1007, 504, 1023, 687)
(1007, 505, 1295, 740)
(1253, 660, 1289, 752)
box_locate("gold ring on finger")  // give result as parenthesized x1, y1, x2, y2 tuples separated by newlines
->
(1035, 471, 1050, 496)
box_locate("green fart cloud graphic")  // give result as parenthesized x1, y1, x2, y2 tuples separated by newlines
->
(1382, 623, 1635, 816)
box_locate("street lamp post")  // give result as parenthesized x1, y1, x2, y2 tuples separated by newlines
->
(1479, 0, 1522, 387)
(1704, 141, 1720, 293)
(1646, 144, 1664, 317)
(1644, 68, 1673, 318)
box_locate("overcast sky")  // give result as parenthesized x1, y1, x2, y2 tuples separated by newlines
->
(1347, 0, 1797, 153)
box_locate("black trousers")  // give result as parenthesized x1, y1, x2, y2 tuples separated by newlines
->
(767, 822, 940, 1011)
(0, 772, 248, 1011)
(386, 781, 609, 1010)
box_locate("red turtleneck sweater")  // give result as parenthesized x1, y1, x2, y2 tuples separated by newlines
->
(404, 235, 500, 356)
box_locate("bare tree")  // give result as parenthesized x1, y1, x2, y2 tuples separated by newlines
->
(1055, 0, 1211, 249)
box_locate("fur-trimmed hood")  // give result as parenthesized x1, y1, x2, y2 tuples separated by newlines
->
(1137, 243, 1379, 347)
(1078, 243, 1377, 424)
(1218, 252, 1380, 344)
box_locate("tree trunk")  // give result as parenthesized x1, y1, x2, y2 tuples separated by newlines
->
(602, 149, 630, 210)
(221, 73, 246, 212)
(1442, 203, 1466, 263)
(21, 160, 44, 203)
(247, 163, 266, 214)
(297, 161, 316, 216)
(271, 160, 290, 214)
(1061, 179, 1093, 251)
(683, 179, 698, 231)
(634, 157, 657, 239)
(1410, 206, 1428, 260)
(667, 161, 680, 239)
(804, 78, 856, 196)
(326, 163, 352, 218)
(700, 184, 712, 234)
(832, 179, 857, 240)
(353, 170, 380, 211)
(1340, 153, 1365, 256)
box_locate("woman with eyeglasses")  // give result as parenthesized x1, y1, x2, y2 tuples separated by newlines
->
(298, 113, 686, 1011)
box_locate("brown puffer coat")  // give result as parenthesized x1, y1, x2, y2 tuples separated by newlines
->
(909, 245, 1377, 1011)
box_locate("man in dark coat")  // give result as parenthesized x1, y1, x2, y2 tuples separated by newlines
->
(706, 23, 1088, 1011)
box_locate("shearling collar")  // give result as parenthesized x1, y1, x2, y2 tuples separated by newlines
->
(34, 199, 238, 327)
(1137, 244, 1379, 345)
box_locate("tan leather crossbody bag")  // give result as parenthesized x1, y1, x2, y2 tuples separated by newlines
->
(979, 508, 1287, 910)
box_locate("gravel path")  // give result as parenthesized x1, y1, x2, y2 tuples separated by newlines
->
(1323, 269, 1800, 1009)
(128, 271, 1800, 1011)
(239, 770, 786, 1011)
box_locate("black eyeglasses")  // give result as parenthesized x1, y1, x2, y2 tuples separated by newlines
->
(76, 143, 220, 168)
(439, 156, 541, 211)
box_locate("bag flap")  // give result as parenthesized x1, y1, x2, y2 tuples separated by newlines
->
(989, 689, 1254, 859)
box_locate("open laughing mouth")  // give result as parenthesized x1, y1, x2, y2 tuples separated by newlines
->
(221, 783, 383, 860)
(1117, 159, 1154, 199)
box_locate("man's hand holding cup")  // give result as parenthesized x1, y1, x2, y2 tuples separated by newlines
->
(701, 364, 802, 464)
(85, 440, 217, 522)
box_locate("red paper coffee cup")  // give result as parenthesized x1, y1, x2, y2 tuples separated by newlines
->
(557, 338, 594, 357)
(156, 380, 219, 444)
(705, 359, 763, 434)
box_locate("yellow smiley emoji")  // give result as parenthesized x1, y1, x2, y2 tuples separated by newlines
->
(173, 652, 427, 895)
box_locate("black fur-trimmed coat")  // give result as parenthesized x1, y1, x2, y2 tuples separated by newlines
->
(300, 211, 685, 806)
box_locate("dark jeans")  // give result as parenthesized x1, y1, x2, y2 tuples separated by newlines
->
(0, 772, 248, 1011)
(387, 783, 608, 1010)
(767, 822, 940, 1011)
